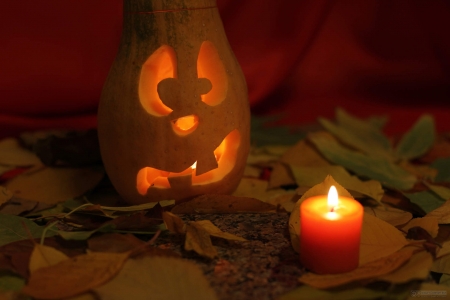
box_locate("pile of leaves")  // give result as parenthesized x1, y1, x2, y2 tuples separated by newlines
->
(0, 108, 450, 299)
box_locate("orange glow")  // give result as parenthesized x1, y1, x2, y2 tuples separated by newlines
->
(172, 115, 199, 136)
(136, 130, 241, 195)
(139, 45, 176, 116)
(327, 185, 338, 212)
(197, 41, 228, 106)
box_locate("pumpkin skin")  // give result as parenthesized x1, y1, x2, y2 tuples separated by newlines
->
(98, 0, 250, 204)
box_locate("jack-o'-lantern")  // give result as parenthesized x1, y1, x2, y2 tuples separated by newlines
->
(98, 0, 250, 204)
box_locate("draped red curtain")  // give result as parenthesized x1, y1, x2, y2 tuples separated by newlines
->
(1, 0, 449, 138)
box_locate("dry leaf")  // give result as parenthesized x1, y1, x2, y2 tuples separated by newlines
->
(359, 213, 409, 265)
(269, 140, 330, 189)
(291, 165, 384, 203)
(0, 138, 41, 166)
(243, 165, 262, 177)
(437, 241, 450, 258)
(5, 166, 105, 204)
(171, 194, 275, 214)
(162, 211, 186, 234)
(377, 250, 432, 283)
(402, 217, 439, 238)
(364, 206, 412, 227)
(0, 165, 13, 177)
(298, 247, 414, 289)
(398, 160, 437, 180)
(265, 192, 298, 213)
(28, 244, 69, 274)
(289, 175, 353, 252)
(193, 220, 246, 241)
(94, 256, 218, 300)
(426, 200, 450, 224)
(232, 177, 290, 202)
(22, 252, 129, 299)
(0, 187, 13, 205)
(184, 223, 217, 259)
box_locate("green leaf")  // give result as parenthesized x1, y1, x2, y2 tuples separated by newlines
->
(100, 200, 175, 212)
(290, 165, 384, 203)
(56, 224, 116, 241)
(403, 191, 445, 213)
(250, 114, 305, 146)
(431, 157, 450, 183)
(0, 213, 56, 246)
(0, 275, 25, 291)
(424, 182, 450, 201)
(395, 114, 435, 160)
(319, 108, 392, 159)
(308, 132, 416, 190)
(278, 285, 386, 300)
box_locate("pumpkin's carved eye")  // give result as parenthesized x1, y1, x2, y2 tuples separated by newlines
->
(139, 41, 228, 119)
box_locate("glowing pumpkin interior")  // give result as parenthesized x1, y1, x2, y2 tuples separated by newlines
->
(136, 41, 239, 195)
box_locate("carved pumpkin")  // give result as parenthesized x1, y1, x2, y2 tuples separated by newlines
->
(98, 0, 250, 204)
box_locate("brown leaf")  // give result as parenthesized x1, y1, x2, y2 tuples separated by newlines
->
(0, 237, 86, 279)
(377, 250, 433, 284)
(31, 129, 101, 167)
(0, 186, 13, 205)
(0, 138, 41, 166)
(233, 177, 291, 203)
(398, 160, 437, 181)
(419, 135, 450, 163)
(402, 217, 439, 238)
(29, 244, 68, 274)
(426, 200, 450, 224)
(94, 256, 218, 300)
(0, 197, 38, 216)
(162, 211, 186, 234)
(193, 220, 246, 241)
(171, 194, 275, 214)
(184, 223, 217, 259)
(359, 213, 409, 265)
(5, 166, 104, 204)
(298, 247, 414, 289)
(363, 206, 412, 227)
(269, 140, 330, 189)
(22, 252, 129, 299)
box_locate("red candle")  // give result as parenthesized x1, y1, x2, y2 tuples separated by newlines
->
(300, 186, 363, 274)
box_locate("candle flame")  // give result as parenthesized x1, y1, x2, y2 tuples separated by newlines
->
(328, 185, 338, 212)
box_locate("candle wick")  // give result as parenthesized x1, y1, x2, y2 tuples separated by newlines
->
(330, 206, 335, 213)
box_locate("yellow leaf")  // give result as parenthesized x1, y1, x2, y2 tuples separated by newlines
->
(5, 166, 105, 204)
(171, 194, 275, 214)
(291, 165, 384, 203)
(0, 138, 41, 166)
(431, 249, 450, 274)
(193, 220, 246, 241)
(289, 175, 353, 252)
(162, 211, 186, 234)
(232, 177, 289, 202)
(29, 244, 69, 274)
(364, 206, 412, 227)
(184, 223, 217, 259)
(298, 247, 414, 289)
(437, 241, 450, 258)
(377, 250, 432, 283)
(95, 256, 218, 300)
(269, 139, 330, 189)
(360, 213, 409, 265)
(0, 186, 13, 206)
(22, 252, 129, 299)
(243, 165, 263, 177)
(402, 217, 439, 238)
(426, 200, 450, 224)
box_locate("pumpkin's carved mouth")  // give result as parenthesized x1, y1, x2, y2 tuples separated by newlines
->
(136, 129, 240, 195)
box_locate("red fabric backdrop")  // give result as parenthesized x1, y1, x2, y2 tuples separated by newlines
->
(1, 0, 449, 138)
